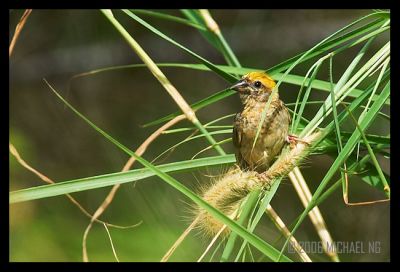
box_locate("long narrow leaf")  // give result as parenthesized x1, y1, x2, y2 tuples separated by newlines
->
(10, 155, 236, 203)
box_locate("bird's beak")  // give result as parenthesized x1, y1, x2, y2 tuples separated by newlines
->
(230, 79, 249, 92)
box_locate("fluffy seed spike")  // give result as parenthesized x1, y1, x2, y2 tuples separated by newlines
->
(195, 132, 321, 237)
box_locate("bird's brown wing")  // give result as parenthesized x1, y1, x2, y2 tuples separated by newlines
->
(233, 113, 249, 169)
(232, 113, 242, 149)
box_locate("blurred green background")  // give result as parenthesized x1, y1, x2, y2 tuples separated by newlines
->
(9, 9, 389, 262)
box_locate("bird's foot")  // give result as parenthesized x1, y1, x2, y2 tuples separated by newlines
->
(255, 172, 268, 182)
(255, 172, 272, 189)
(286, 134, 310, 148)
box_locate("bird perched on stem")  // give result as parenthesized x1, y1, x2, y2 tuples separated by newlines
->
(231, 71, 300, 173)
(193, 72, 316, 237)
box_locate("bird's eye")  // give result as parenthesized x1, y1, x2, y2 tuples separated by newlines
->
(254, 81, 262, 88)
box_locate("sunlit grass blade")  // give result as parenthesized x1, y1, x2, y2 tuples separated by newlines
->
(163, 125, 232, 134)
(328, 54, 348, 204)
(220, 190, 260, 262)
(130, 9, 207, 31)
(152, 129, 231, 163)
(10, 154, 236, 203)
(333, 132, 390, 146)
(233, 180, 282, 261)
(292, 54, 331, 134)
(345, 106, 390, 197)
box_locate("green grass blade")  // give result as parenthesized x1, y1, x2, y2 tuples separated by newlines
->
(220, 190, 260, 262)
(292, 55, 327, 133)
(10, 154, 236, 203)
(328, 55, 347, 199)
(335, 132, 390, 146)
(345, 106, 390, 197)
(193, 119, 226, 155)
(356, 155, 390, 191)
(130, 9, 207, 31)
(234, 179, 282, 261)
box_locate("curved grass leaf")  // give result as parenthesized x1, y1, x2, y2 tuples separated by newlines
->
(152, 129, 231, 163)
(221, 190, 260, 262)
(234, 179, 282, 261)
(345, 106, 390, 197)
(130, 9, 207, 31)
(10, 155, 236, 203)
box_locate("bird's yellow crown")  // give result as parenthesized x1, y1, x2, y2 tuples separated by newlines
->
(244, 72, 276, 90)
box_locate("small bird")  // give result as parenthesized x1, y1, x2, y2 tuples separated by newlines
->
(231, 71, 293, 173)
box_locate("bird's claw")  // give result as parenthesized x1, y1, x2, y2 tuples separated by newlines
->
(255, 172, 268, 182)
(255, 172, 272, 189)
(286, 134, 310, 148)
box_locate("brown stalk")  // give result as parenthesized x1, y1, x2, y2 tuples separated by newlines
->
(288, 168, 339, 261)
(161, 215, 200, 262)
(266, 204, 311, 262)
(198, 9, 220, 35)
(9, 9, 32, 57)
(343, 166, 390, 206)
(83, 114, 186, 262)
(9, 143, 131, 228)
